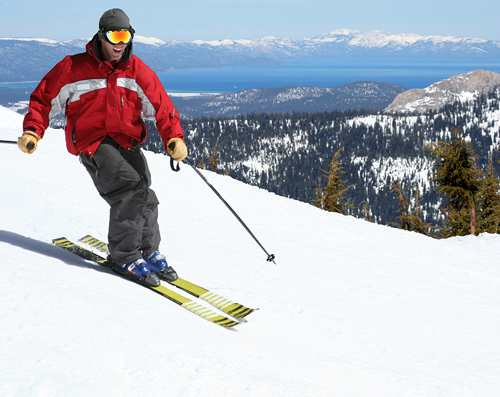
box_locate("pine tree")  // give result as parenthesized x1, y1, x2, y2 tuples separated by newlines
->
(197, 153, 206, 170)
(477, 156, 500, 233)
(410, 186, 433, 235)
(359, 201, 372, 222)
(390, 181, 433, 235)
(313, 150, 353, 214)
(312, 178, 324, 209)
(208, 136, 220, 172)
(390, 180, 412, 231)
(197, 137, 220, 172)
(426, 127, 481, 236)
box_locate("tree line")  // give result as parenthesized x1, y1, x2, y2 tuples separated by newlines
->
(143, 86, 500, 237)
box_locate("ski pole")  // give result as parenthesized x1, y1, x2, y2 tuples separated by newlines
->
(169, 145, 276, 264)
(0, 139, 35, 150)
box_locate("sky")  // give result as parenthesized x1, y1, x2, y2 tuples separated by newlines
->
(0, 0, 499, 43)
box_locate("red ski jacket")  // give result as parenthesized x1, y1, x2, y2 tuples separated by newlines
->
(23, 37, 184, 156)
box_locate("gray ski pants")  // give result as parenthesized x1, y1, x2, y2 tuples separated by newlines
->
(80, 137, 161, 265)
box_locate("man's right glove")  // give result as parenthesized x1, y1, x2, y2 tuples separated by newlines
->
(167, 137, 188, 162)
(17, 131, 40, 154)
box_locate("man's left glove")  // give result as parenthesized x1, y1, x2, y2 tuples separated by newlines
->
(17, 131, 40, 154)
(167, 137, 188, 162)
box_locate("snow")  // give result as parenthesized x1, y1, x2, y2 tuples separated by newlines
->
(192, 39, 253, 46)
(0, 38, 60, 45)
(133, 36, 166, 46)
(1, 105, 500, 396)
(311, 30, 488, 47)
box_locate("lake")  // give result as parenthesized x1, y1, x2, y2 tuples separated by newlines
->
(2, 59, 500, 93)
(156, 59, 500, 93)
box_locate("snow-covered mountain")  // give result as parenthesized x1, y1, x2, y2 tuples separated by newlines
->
(1, 105, 500, 396)
(168, 82, 500, 228)
(0, 81, 406, 123)
(191, 29, 499, 59)
(3, 64, 500, 230)
(386, 69, 500, 113)
(1, 29, 499, 82)
(175, 81, 406, 118)
(312, 29, 491, 48)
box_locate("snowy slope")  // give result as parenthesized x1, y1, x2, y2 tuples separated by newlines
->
(1, 105, 500, 397)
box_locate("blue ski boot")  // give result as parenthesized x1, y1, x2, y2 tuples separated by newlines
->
(144, 252, 178, 282)
(115, 258, 160, 287)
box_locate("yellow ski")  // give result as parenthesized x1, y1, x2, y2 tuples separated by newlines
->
(53, 237, 240, 329)
(78, 234, 256, 319)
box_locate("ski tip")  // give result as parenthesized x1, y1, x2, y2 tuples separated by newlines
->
(79, 234, 92, 239)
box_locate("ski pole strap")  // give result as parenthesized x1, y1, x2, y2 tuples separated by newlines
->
(184, 156, 276, 264)
(168, 140, 181, 172)
(170, 156, 180, 172)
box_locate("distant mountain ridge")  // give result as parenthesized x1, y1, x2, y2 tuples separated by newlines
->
(1, 29, 499, 82)
(0, 81, 406, 122)
(174, 81, 406, 118)
(192, 29, 499, 58)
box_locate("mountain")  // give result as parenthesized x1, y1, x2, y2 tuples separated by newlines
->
(192, 30, 500, 61)
(0, 38, 80, 82)
(0, 81, 407, 122)
(1, 105, 500, 396)
(140, 76, 500, 231)
(6, 67, 499, 230)
(386, 69, 500, 113)
(1, 29, 499, 82)
(174, 81, 406, 118)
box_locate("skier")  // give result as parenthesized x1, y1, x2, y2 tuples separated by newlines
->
(17, 8, 187, 287)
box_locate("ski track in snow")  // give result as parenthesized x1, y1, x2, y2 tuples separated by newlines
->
(1, 105, 500, 396)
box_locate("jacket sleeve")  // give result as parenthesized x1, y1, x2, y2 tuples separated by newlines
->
(23, 56, 74, 139)
(136, 65, 184, 148)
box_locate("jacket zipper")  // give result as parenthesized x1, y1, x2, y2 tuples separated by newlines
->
(72, 127, 78, 152)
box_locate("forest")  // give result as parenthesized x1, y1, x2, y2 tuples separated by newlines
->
(144, 87, 500, 235)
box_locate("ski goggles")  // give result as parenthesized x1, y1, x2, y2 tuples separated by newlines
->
(104, 29, 134, 45)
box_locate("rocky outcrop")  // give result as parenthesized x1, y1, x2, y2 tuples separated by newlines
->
(385, 70, 500, 113)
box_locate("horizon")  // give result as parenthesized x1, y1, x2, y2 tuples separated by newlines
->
(0, 1, 499, 43)
(1, 27, 499, 46)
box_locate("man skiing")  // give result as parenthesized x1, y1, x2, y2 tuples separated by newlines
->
(18, 8, 187, 287)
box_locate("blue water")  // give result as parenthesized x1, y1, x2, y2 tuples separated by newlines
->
(157, 60, 500, 93)
(2, 59, 500, 92)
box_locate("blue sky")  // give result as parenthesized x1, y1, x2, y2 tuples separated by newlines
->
(1, 0, 499, 42)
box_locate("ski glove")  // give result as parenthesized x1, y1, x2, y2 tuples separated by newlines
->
(18, 131, 40, 154)
(167, 138, 188, 162)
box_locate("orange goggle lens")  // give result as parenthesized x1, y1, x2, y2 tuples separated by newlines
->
(105, 30, 132, 45)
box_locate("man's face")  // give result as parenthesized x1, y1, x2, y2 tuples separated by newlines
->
(100, 39, 127, 63)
